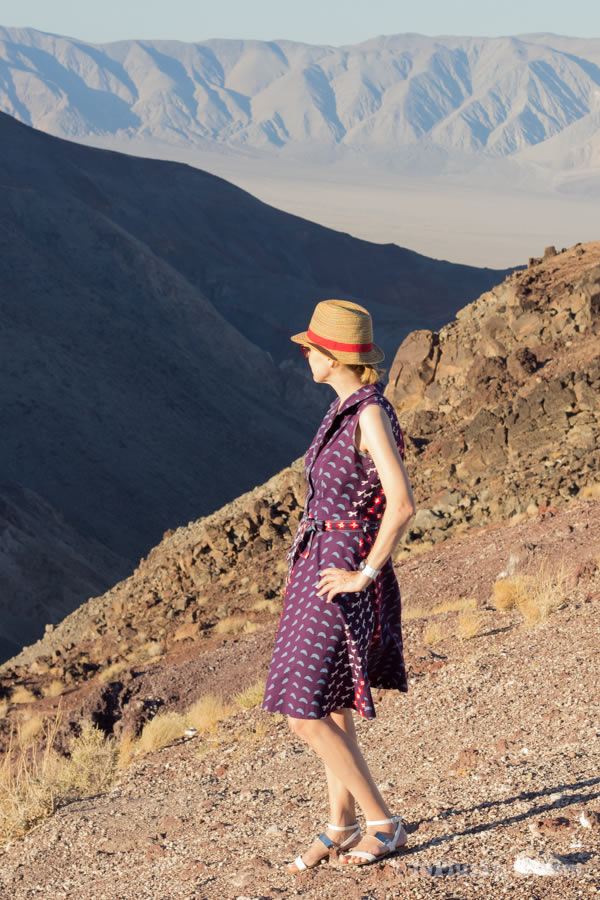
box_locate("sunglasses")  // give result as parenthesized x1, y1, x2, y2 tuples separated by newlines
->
(300, 345, 311, 357)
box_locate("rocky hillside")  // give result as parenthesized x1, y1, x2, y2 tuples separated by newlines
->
(1, 240, 598, 747)
(1, 110, 506, 658)
(388, 241, 600, 549)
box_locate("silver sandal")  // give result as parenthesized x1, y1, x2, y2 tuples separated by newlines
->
(339, 815, 406, 866)
(289, 821, 361, 872)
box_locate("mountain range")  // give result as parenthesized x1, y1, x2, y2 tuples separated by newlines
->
(1, 29, 600, 169)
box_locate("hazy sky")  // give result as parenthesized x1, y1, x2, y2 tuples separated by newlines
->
(1, 0, 599, 45)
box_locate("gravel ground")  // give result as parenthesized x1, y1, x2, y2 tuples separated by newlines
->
(1, 500, 600, 899)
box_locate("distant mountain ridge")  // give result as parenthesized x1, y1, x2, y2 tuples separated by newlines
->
(1, 28, 600, 168)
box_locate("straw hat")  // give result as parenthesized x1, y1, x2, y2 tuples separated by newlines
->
(291, 299, 384, 364)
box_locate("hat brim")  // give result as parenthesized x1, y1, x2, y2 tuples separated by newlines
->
(291, 331, 385, 364)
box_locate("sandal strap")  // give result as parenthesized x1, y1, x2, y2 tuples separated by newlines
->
(344, 850, 377, 863)
(293, 855, 307, 871)
(316, 832, 336, 850)
(327, 821, 360, 832)
(365, 815, 402, 826)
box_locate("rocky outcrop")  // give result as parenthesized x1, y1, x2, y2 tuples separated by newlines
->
(387, 242, 600, 547)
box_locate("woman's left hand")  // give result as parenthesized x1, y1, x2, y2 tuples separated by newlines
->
(316, 567, 371, 603)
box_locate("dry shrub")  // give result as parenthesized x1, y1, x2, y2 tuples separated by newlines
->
(250, 599, 281, 615)
(58, 722, 119, 797)
(214, 616, 259, 635)
(18, 715, 44, 746)
(432, 597, 477, 615)
(402, 604, 428, 621)
(185, 695, 234, 734)
(0, 698, 8, 718)
(492, 562, 568, 624)
(11, 686, 35, 704)
(98, 661, 127, 683)
(42, 680, 64, 698)
(0, 716, 63, 846)
(457, 612, 483, 640)
(235, 679, 266, 710)
(492, 578, 524, 611)
(143, 640, 163, 658)
(0, 708, 119, 847)
(423, 622, 445, 646)
(136, 711, 186, 755)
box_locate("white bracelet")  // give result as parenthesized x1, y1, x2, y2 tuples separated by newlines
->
(359, 560, 380, 580)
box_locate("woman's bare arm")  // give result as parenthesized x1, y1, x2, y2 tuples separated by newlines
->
(356, 403, 416, 572)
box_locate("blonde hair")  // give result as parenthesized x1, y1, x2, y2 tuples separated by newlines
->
(346, 363, 386, 385)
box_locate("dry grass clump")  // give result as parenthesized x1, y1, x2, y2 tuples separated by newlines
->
(0, 698, 8, 718)
(17, 715, 44, 746)
(402, 603, 428, 621)
(10, 686, 35, 704)
(432, 597, 477, 615)
(214, 615, 259, 635)
(42, 680, 65, 698)
(250, 599, 281, 615)
(234, 679, 266, 710)
(0, 710, 119, 847)
(423, 622, 445, 646)
(135, 711, 187, 755)
(58, 723, 119, 797)
(185, 694, 235, 733)
(492, 561, 569, 624)
(98, 660, 128, 683)
(456, 611, 483, 640)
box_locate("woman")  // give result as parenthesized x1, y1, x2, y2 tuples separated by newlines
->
(261, 299, 416, 871)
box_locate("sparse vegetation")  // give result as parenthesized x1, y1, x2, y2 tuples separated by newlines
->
(492, 560, 569, 624)
(0, 708, 119, 848)
(42, 680, 64, 698)
(235, 679, 266, 709)
(0, 698, 8, 718)
(214, 615, 259, 635)
(402, 604, 428, 621)
(432, 597, 477, 615)
(250, 599, 281, 614)
(457, 611, 483, 640)
(58, 722, 119, 797)
(423, 622, 445, 646)
(98, 660, 128, 683)
(18, 715, 44, 746)
(134, 711, 187, 755)
(185, 694, 234, 733)
(10, 686, 35, 704)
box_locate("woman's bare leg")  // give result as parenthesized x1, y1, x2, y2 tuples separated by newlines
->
(287, 710, 407, 866)
(325, 709, 357, 825)
(286, 708, 358, 872)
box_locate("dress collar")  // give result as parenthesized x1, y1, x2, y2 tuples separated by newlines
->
(331, 382, 383, 418)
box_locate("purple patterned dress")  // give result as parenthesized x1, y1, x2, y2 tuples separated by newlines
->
(262, 382, 408, 720)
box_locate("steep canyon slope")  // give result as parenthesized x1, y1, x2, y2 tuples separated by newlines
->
(0, 110, 505, 657)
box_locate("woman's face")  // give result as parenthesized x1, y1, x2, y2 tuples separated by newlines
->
(303, 344, 334, 383)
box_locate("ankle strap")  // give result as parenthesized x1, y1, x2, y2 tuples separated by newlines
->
(365, 816, 402, 826)
(327, 821, 359, 832)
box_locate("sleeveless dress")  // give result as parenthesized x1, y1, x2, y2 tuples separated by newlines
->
(262, 382, 408, 720)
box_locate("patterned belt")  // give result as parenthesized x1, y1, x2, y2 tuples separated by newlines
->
(285, 514, 378, 585)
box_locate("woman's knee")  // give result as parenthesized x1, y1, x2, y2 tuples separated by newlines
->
(288, 715, 319, 739)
